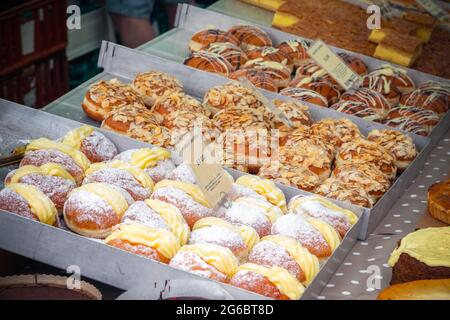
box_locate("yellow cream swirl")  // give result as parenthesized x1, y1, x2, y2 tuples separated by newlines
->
(237, 225, 260, 251)
(238, 263, 305, 300)
(105, 223, 180, 260)
(7, 183, 57, 226)
(62, 125, 95, 149)
(7, 163, 75, 184)
(154, 180, 211, 208)
(145, 199, 190, 246)
(307, 217, 341, 252)
(130, 147, 171, 169)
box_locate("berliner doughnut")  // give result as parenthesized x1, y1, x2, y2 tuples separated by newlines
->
(310, 118, 363, 150)
(227, 25, 272, 51)
(150, 180, 214, 228)
(367, 129, 417, 171)
(340, 88, 391, 118)
(235, 175, 287, 213)
(190, 217, 260, 261)
(330, 100, 384, 122)
(271, 213, 341, 259)
(241, 59, 291, 89)
(225, 182, 267, 203)
(337, 52, 368, 75)
(184, 51, 235, 77)
(82, 79, 144, 121)
(288, 195, 358, 238)
(332, 163, 391, 203)
(289, 75, 341, 105)
(387, 106, 440, 132)
(279, 87, 328, 108)
(63, 182, 134, 238)
(336, 138, 397, 180)
(120, 201, 171, 231)
(248, 235, 320, 285)
(105, 222, 180, 262)
(166, 164, 197, 185)
(258, 161, 322, 192)
(277, 39, 310, 67)
(169, 243, 239, 283)
(271, 99, 312, 128)
(400, 88, 449, 116)
(151, 91, 209, 117)
(229, 263, 305, 300)
(61, 125, 118, 163)
(83, 160, 154, 201)
(113, 147, 175, 183)
(246, 46, 293, 71)
(205, 42, 248, 70)
(0, 183, 58, 226)
(383, 117, 429, 137)
(189, 29, 239, 52)
(219, 196, 282, 237)
(131, 71, 183, 107)
(229, 69, 278, 92)
(202, 81, 264, 114)
(5, 163, 76, 212)
(22, 138, 91, 185)
(315, 178, 374, 208)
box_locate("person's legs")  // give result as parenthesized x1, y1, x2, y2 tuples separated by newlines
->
(107, 0, 156, 48)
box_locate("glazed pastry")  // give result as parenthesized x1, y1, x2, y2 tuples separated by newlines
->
(271, 213, 341, 259)
(388, 227, 450, 284)
(205, 42, 248, 70)
(219, 196, 283, 237)
(22, 138, 91, 185)
(122, 199, 190, 246)
(367, 129, 417, 171)
(151, 92, 209, 117)
(419, 81, 450, 102)
(385, 106, 440, 133)
(189, 29, 239, 52)
(332, 163, 391, 203)
(288, 195, 358, 238)
(202, 81, 264, 114)
(82, 79, 144, 121)
(235, 175, 287, 213)
(83, 160, 154, 201)
(241, 59, 291, 89)
(330, 100, 384, 122)
(310, 118, 363, 150)
(383, 117, 429, 137)
(184, 51, 235, 77)
(277, 39, 310, 67)
(61, 126, 118, 163)
(427, 179, 450, 225)
(340, 88, 391, 118)
(227, 25, 273, 51)
(113, 147, 175, 183)
(258, 161, 322, 192)
(229, 68, 278, 92)
(378, 279, 450, 300)
(337, 52, 368, 75)
(335, 138, 397, 180)
(105, 222, 180, 262)
(190, 217, 260, 261)
(150, 180, 214, 228)
(169, 243, 239, 283)
(400, 88, 448, 117)
(131, 71, 183, 107)
(229, 263, 305, 300)
(289, 75, 341, 105)
(315, 178, 374, 208)
(246, 46, 293, 71)
(248, 235, 319, 285)
(279, 87, 328, 108)
(271, 99, 312, 128)
(0, 183, 58, 226)
(5, 164, 76, 212)
(63, 183, 134, 238)
(279, 143, 332, 180)
(294, 59, 326, 78)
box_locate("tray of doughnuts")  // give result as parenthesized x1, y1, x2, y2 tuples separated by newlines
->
(0, 98, 366, 300)
(150, 4, 450, 142)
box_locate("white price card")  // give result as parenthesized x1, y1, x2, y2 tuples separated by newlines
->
(415, 0, 450, 22)
(307, 40, 362, 91)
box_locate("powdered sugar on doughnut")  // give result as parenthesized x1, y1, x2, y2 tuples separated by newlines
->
(221, 200, 270, 236)
(146, 159, 176, 183)
(81, 131, 118, 162)
(189, 225, 244, 250)
(121, 201, 170, 230)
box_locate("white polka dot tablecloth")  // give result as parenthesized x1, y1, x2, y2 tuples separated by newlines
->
(319, 130, 450, 300)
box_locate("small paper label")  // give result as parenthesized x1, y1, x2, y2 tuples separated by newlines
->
(307, 40, 362, 91)
(238, 77, 293, 128)
(415, 0, 450, 22)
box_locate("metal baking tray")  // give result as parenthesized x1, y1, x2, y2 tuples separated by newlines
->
(154, 4, 450, 144)
(45, 41, 431, 240)
(0, 98, 364, 300)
